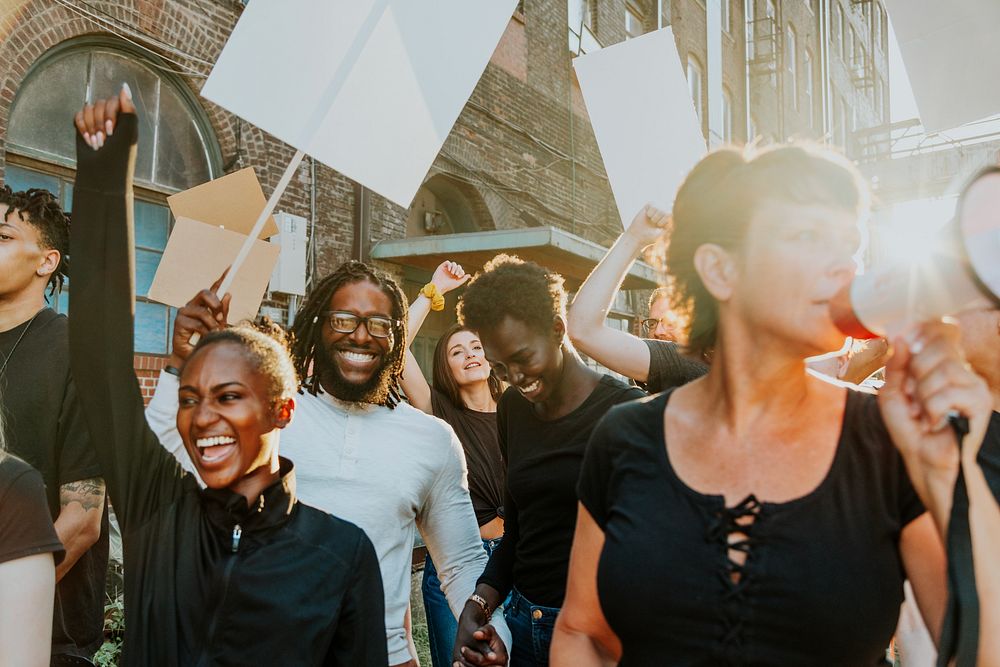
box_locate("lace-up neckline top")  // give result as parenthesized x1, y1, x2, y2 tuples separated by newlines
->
(577, 389, 925, 666)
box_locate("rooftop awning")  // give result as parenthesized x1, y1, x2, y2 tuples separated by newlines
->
(370, 226, 660, 290)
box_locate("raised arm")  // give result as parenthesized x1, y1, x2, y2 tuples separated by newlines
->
(568, 206, 667, 382)
(68, 88, 187, 531)
(401, 261, 469, 414)
(145, 281, 231, 480)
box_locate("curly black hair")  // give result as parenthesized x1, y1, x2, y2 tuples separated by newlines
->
(457, 254, 567, 336)
(289, 260, 409, 408)
(190, 316, 298, 404)
(4, 187, 71, 295)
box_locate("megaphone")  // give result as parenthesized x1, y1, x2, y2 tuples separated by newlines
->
(830, 170, 1000, 339)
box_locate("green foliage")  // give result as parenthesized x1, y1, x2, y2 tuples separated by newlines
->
(93, 592, 124, 667)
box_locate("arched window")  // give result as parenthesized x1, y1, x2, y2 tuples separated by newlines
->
(6, 40, 221, 354)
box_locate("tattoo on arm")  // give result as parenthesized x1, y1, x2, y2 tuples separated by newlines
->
(60, 477, 106, 512)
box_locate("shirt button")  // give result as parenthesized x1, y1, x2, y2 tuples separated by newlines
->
(531, 609, 542, 620)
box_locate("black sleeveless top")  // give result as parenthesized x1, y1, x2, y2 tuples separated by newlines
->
(578, 389, 924, 666)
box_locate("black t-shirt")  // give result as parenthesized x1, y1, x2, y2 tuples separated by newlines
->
(430, 388, 505, 526)
(0, 454, 64, 566)
(477, 375, 645, 607)
(0, 308, 108, 657)
(578, 389, 924, 666)
(978, 411, 1000, 503)
(642, 339, 708, 394)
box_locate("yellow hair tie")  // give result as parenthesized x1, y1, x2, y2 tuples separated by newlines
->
(421, 282, 445, 311)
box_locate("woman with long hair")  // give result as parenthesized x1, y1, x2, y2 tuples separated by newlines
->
(398, 261, 506, 667)
(0, 402, 62, 667)
(68, 88, 387, 665)
(551, 143, 992, 666)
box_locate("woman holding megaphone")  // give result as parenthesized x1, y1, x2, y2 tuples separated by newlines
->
(552, 143, 995, 666)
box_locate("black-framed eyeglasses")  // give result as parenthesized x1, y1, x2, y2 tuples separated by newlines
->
(641, 318, 665, 332)
(323, 311, 398, 338)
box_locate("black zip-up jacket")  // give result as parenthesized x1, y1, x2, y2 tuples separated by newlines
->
(68, 113, 388, 666)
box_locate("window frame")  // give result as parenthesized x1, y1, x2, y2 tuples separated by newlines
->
(687, 54, 705, 127)
(785, 24, 797, 110)
(6, 37, 223, 355)
(804, 47, 814, 127)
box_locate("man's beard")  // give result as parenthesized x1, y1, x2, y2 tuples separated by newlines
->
(315, 343, 396, 405)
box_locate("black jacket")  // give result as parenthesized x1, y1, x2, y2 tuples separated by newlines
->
(68, 113, 388, 666)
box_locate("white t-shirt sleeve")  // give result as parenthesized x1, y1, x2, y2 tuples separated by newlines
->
(416, 425, 512, 651)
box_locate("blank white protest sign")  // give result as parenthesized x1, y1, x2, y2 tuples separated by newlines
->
(574, 27, 706, 228)
(201, 0, 518, 209)
(883, 0, 1000, 133)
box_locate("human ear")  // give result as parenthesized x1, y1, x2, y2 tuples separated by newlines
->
(273, 397, 296, 429)
(693, 243, 737, 302)
(552, 315, 567, 342)
(36, 248, 60, 278)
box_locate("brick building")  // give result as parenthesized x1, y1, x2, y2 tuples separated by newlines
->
(0, 0, 889, 395)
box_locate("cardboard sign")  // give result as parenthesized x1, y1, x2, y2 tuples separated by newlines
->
(147, 217, 280, 324)
(884, 0, 1000, 132)
(200, 0, 518, 208)
(166, 167, 278, 239)
(574, 28, 706, 227)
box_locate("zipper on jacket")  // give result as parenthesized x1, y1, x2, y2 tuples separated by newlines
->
(195, 525, 242, 667)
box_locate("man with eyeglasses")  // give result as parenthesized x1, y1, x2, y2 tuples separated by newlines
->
(146, 260, 510, 667)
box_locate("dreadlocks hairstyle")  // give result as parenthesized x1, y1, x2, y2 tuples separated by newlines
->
(189, 316, 298, 404)
(290, 260, 409, 408)
(6, 188, 71, 295)
(457, 254, 567, 336)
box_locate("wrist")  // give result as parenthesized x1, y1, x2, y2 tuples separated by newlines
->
(620, 230, 648, 255)
(168, 353, 185, 369)
(465, 595, 491, 623)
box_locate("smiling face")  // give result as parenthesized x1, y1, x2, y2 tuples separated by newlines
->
(647, 297, 682, 342)
(479, 315, 564, 404)
(0, 204, 59, 302)
(177, 342, 286, 490)
(726, 201, 859, 358)
(444, 329, 491, 387)
(316, 279, 398, 403)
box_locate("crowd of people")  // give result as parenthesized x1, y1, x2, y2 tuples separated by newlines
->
(0, 84, 997, 667)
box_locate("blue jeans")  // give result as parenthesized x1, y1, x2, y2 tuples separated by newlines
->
(422, 537, 504, 667)
(504, 587, 560, 667)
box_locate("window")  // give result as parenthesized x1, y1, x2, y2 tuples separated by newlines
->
(568, 0, 601, 54)
(687, 55, 704, 126)
(747, 0, 755, 59)
(849, 26, 858, 66)
(804, 48, 814, 127)
(722, 88, 733, 142)
(834, 5, 844, 59)
(786, 25, 797, 109)
(625, 4, 644, 39)
(721, 0, 731, 35)
(7, 41, 220, 354)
